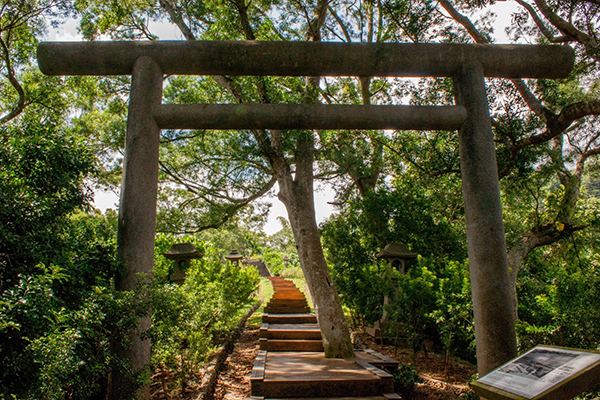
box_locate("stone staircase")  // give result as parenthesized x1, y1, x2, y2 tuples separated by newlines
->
(251, 276, 401, 399)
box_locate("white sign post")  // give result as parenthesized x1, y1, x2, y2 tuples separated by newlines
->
(471, 346, 600, 400)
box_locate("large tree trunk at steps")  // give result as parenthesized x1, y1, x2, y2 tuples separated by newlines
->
(284, 199, 355, 358)
(278, 183, 354, 358)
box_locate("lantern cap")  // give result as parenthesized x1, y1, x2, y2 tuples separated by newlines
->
(163, 242, 203, 261)
(376, 243, 417, 260)
(225, 249, 244, 261)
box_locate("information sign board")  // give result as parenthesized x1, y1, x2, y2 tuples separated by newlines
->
(471, 346, 600, 400)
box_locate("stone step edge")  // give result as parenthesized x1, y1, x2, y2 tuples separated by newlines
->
(262, 313, 318, 322)
(250, 350, 395, 384)
(250, 395, 401, 400)
(259, 338, 324, 351)
(251, 378, 394, 398)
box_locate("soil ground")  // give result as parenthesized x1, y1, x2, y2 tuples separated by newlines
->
(356, 331, 477, 399)
(214, 328, 260, 399)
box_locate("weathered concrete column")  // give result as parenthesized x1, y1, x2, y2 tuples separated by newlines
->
(115, 56, 162, 398)
(453, 62, 517, 376)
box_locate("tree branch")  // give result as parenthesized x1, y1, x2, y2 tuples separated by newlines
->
(376, 136, 460, 177)
(512, 100, 600, 153)
(438, 0, 546, 118)
(328, 5, 352, 42)
(306, 0, 329, 42)
(437, 0, 488, 43)
(515, 0, 561, 42)
(533, 0, 600, 62)
(0, 36, 25, 123)
(158, 0, 196, 40)
(159, 176, 277, 233)
(579, 143, 600, 167)
(232, 0, 257, 40)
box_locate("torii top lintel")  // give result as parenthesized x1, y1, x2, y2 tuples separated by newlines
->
(37, 40, 574, 79)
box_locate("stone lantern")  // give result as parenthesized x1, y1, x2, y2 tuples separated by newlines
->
(282, 255, 290, 267)
(367, 243, 418, 340)
(163, 242, 203, 284)
(225, 249, 244, 266)
(375, 243, 417, 274)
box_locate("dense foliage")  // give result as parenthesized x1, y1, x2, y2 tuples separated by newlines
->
(321, 189, 476, 362)
(516, 230, 600, 352)
(151, 233, 260, 390)
(0, 116, 136, 398)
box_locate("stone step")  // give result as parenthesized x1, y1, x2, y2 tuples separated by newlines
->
(353, 349, 400, 372)
(265, 307, 310, 315)
(268, 297, 307, 303)
(260, 323, 322, 340)
(271, 283, 301, 288)
(265, 303, 308, 314)
(270, 296, 306, 301)
(271, 293, 301, 296)
(265, 299, 308, 307)
(264, 307, 311, 314)
(262, 313, 318, 324)
(266, 301, 308, 308)
(251, 396, 401, 400)
(251, 351, 394, 398)
(259, 338, 324, 352)
(272, 290, 304, 295)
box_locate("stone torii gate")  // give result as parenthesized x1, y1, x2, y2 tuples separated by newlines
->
(38, 40, 573, 381)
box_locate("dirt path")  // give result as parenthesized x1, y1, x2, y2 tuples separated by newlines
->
(213, 329, 260, 400)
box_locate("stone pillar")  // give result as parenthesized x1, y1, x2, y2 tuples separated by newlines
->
(115, 56, 162, 398)
(453, 62, 517, 376)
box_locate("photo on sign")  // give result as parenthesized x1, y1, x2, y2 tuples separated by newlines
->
(498, 349, 579, 381)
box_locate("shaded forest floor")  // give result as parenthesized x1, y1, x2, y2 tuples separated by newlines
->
(209, 328, 477, 400)
(356, 331, 477, 399)
(150, 304, 477, 400)
(213, 328, 260, 399)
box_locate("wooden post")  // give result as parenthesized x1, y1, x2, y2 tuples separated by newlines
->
(454, 62, 518, 375)
(114, 56, 162, 399)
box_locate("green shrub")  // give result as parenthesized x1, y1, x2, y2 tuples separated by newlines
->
(28, 286, 149, 400)
(151, 242, 260, 387)
(393, 363, 420, 397)
(0, 212, 145, 400)
(517, 249, 600, 351)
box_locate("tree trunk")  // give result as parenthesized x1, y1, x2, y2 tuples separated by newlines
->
(284, 194, 355, 358)
(276, 132, 355, 359)
(506, 230, 540, 321)
(156, 0, 354, 359)
(275, 0, 353, 357)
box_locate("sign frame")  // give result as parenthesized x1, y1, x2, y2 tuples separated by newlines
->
(471, 345, 600, 400)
